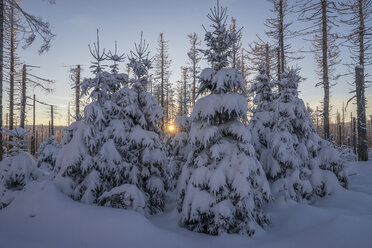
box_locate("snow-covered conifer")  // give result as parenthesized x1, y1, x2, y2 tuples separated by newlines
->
(55, 31, 166, 215)
(0, 127, 41, 209)
(119, 32, 167, 214)
(37, 136, 60, 172)
(177, 2, 270, 236)
(250, 68, 347, 203)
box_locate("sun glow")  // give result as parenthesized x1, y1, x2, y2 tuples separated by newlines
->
(168, 124, 175, 132)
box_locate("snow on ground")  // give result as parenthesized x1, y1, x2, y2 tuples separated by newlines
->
(0, 161, 372, 248)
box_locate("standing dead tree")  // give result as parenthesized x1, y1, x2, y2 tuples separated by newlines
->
(19, 64, 54, 129)
(265, 0, 300, 81)
(228, 17, 242, 69)
(247, 35, 276, 78)
(154, 33, 171, 131)
(0, 0, 55, 160)
(187, 33, 202, 107)
(297, 0, 341, 140)
(339, 0, 371, 161)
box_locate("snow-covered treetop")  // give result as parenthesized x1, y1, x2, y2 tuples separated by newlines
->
(200, 0, 240, 71)
(277, 69, 301, 103)
(197, 1, 244, 95)
(128, 32, 152, 86)
(250, 65, 275, 110)
(107, 41, 125, 74)
(88, 29, 107, 74)
(80, 31, 128, 102)
(1, 127, 29, 155)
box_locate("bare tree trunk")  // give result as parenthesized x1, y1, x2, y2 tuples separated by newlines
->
(75, 65, 80, 116)
(355, 66, 368, 160)
(342, 102, 345, 145)
(9, 2, 15, 131)
(160, 34, 165, 131)
(353, 116, 357, 154)
(183, 67, 188, 115)
(67, 101, 70, 126)
(279, 0, 285, 74)
(337, 110, 341, 145)
(31, 94, 36, 155)
(51, 105, 54, 136)
(0, 0, 3, 160)
(265, 43, 270, 78)
(192, 52, 196, 106)
(321, 0, 330, 140)
(20, 64, 26, 128)
(276, 46, 281, 81)
(316, 106, 319, 134)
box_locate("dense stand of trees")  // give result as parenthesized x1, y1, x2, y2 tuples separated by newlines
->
(0, 0, 370, 161)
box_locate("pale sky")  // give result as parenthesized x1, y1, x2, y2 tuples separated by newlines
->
(9, 0, 372, 126)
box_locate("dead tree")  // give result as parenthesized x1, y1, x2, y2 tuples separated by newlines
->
(228, 17, 242, 69)
(355, 66, 368, 160)
(247, 35, 275, 78)
(154, 33, 171, 130)
(19, 64, 53, 129)
(265, 0, 300, 80)
(0, 0, 3, 159)
(339, 0, 371, 161)
(353, 116, 357, 154)
(0, 0, 55, 160)
(187, 33, 202, 106)
(297, 0, 341, 140)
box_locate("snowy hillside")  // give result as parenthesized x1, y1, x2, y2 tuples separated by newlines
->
(0, 161, 371, 248)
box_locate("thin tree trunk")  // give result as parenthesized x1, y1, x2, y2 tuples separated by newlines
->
(355, 66, 368, 160)
(353, 116, 357, 154)
(279, 0, 285, 74)
(192, 44, 196, 106)
(51, 105, 54, 136)
(76, 65, 80, 116)
(9, 2, 15, 131)
(20, 64, 26, 128)
(31, 94, 36, 155)
(265, 43, 270, 78)
(321, 0, 330, 140)
(0, 0, 4, 160)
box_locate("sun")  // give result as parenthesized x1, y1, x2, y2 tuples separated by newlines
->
(168, 124, 175, 132)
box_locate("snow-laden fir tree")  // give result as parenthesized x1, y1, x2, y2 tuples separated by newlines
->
(55, 32, 166, 215)
(249, 68, 347, 202)
(54, 31, 133, 210)
(37, 136, 60, 172)
(0, 127, 42, 209)
(113, 32, 167, 214)
(177, 2, 271, 236)
(277, 70, 347, 189)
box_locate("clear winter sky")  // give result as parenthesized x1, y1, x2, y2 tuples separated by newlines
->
(14, 0, 372, 126)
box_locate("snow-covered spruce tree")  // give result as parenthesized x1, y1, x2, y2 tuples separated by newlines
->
(250, 68, 347, 202)
(107, 33, 167, 214)
(56, 32, 166, 215)
(248, 65, 277, 175)
(37, 136, 60, 172)
(0, 127, 41, 209)
(277, 70, 347, 189)
(177, 2, 270, 236)
(54, 31, 133, 209)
